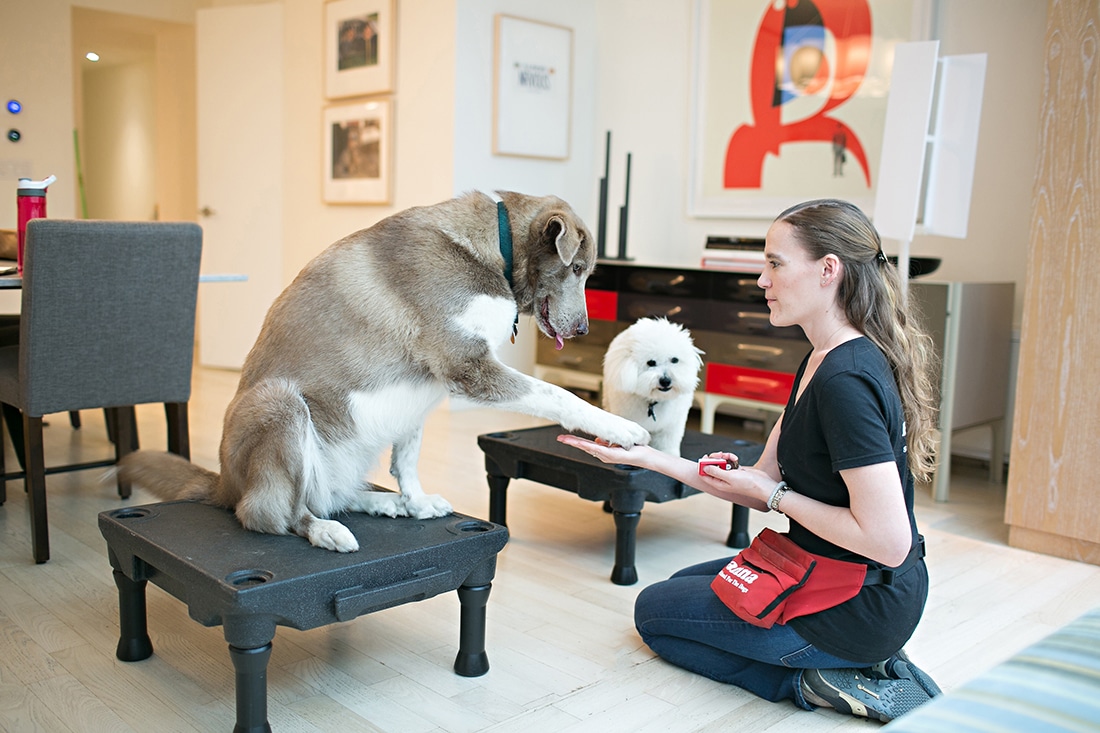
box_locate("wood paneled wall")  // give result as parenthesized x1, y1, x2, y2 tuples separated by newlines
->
(1006, 0, 1100, 564)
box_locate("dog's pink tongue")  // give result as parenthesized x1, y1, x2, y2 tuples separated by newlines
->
(555, 334, 564, 350)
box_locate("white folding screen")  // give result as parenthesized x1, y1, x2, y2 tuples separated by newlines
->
(874, 41, 940, 244)
(873, 41, 987, 286)
(923, 54, 987, 239)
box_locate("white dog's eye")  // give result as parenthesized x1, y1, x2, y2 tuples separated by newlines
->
(671, 357, 679, 363)
(647, 360, 657, 367)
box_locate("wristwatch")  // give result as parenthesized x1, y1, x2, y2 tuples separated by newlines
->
(768, 481, 790, 513)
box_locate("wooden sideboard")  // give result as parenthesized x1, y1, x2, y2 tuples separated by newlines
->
(534, 261, 1015, 503)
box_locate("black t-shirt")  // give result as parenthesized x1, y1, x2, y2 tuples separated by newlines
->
(778, 337, 928, 663)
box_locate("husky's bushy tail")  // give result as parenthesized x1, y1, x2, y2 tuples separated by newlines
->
(118, 451, 221, 503)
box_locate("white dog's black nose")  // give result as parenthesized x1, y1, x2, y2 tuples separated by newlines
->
(659, 376, 672, 390)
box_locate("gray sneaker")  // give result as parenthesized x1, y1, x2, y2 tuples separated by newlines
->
(868, 649, 942, 698)
(802, 667, 932, 722)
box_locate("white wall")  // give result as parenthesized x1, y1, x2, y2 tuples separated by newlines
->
(452, 0, 599, 373)
(452, 1, 598, 209)
(0, 0, 83, 314)
(279, 0, 458, 282)
(0, 0, 197, 226)
(0, 1, 81, 227)
(594, 1, 726, 265)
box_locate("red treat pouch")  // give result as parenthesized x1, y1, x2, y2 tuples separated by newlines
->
(710, 529, 868, 628)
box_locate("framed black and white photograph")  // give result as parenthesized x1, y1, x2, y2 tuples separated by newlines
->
(323, 98, 392, 204)
(324, 0, 395, 99)
(492, 14, 573, 160)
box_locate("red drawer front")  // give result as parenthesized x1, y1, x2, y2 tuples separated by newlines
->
(705, 363, 794, 405)
(586, 289, 618, 321)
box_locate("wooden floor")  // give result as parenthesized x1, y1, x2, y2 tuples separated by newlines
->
(2, 365, 1099, 732)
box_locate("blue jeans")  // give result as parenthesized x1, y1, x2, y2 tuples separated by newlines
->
(634, 557, 865, 710)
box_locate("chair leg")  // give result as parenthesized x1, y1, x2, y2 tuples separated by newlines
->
(126, 407, 138, 451)
(2, 402, 25, 471)
(112, 408, 134, 500)
(105, 408, 140, 451)
(69, 410, 81, 429)
(0, 406, 6, 506)
(165, 402, 190, 460)
(24, 414, 48, 564)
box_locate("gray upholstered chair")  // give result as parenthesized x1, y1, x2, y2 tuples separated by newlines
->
(0, 219, 202, 563)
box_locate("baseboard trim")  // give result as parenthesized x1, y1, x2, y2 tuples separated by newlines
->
(1009, 525, 1100, 566)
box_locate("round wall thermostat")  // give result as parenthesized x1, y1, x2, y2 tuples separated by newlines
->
(7, 129, 21, 142)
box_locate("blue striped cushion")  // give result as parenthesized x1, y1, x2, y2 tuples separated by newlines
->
(885, 608, 1100, 731)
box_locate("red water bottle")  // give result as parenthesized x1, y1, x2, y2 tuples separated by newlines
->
(17, 174, 57, 275)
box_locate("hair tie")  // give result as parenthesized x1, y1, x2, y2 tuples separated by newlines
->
(876, 250, 888, 264)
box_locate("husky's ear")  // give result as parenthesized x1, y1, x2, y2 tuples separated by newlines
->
(544, 214, 581, 266)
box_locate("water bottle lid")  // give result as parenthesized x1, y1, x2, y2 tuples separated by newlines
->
(17, 174, 57, 194)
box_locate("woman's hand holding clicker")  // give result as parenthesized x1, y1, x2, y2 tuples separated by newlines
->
(697, 453, 773, 511)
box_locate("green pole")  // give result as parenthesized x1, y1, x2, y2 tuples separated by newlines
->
(73, 129, 88, 219)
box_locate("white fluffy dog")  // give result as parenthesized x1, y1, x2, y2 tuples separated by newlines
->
(602, 317, 704, 454)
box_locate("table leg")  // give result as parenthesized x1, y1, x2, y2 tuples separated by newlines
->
(726, 505, 751, 548)
(487, 474, 510, 526)
(454, 582, 492, 677)
(229, 643, 273, 733)
(112, 564, 154, 662)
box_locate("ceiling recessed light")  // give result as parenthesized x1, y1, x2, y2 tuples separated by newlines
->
(85, 52, 100, 62)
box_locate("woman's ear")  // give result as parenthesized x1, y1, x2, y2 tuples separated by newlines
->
(821, 254, 842, 286)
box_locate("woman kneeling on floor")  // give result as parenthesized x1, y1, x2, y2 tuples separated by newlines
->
(560, 199, 942, 723)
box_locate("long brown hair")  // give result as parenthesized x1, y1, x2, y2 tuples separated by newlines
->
(776, 199, 938, 482)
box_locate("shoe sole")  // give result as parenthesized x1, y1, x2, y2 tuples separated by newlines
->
(807, 668, 930, 723)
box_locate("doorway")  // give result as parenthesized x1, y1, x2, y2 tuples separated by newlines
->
(71, 7, 197, 224)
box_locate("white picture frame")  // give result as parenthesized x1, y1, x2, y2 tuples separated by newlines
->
(323, 98, 392, 205)
(492, 14, 573, 160)
(324, 0, 395, 99)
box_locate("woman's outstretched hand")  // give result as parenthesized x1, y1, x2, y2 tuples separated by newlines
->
(555, 433, 655, 468)
(557, 433, 772, 511)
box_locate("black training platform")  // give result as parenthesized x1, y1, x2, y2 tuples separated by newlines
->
(478, 425, 764, 585)
(99, 497, 508, 733)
